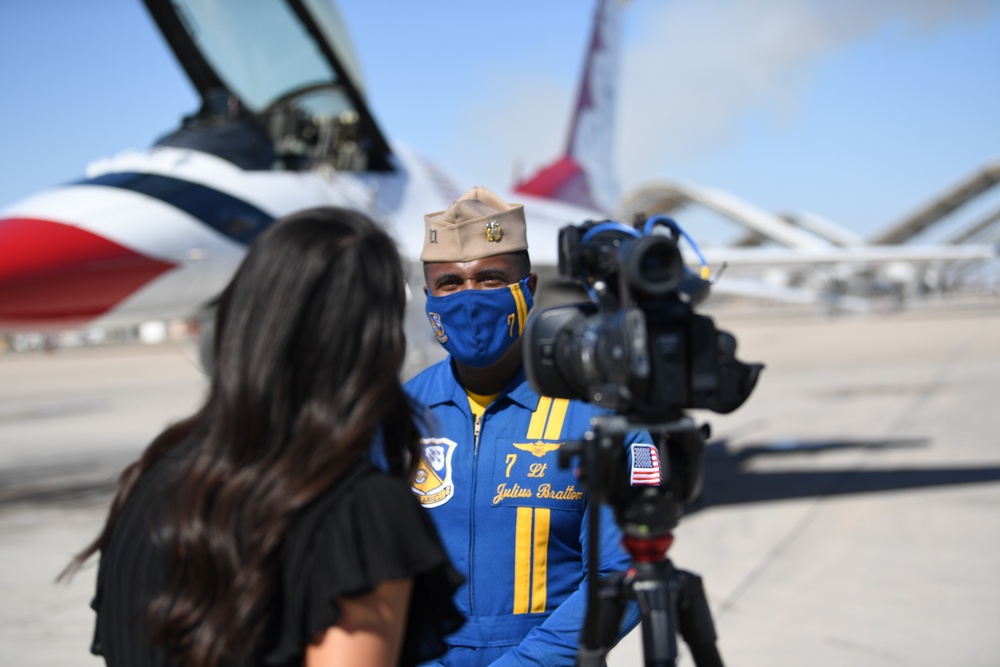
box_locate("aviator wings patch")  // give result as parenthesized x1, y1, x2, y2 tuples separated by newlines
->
(513, 441, 563, 458)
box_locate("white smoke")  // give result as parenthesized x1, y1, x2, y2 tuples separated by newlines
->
(615, 0, 995, 186)
(448, 0, 994, 195)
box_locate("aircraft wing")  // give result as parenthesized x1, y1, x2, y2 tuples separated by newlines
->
(694, 244, 999, 267)
(705, 276, 872, 313)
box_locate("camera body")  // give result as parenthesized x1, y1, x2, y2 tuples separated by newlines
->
(524, 218, 761, 424)
(524, 219, 757, 663)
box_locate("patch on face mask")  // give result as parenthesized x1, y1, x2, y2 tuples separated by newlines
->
(427, 311, 447, 343)
(412, 437, 458, 507)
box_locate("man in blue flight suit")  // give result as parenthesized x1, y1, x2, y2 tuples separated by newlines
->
(407, 186, 646, 666)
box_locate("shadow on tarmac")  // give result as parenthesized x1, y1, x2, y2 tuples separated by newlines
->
(0, 457, 127, 508)
(6, 437, 1000, 513)
(688, 437, 1000, 513)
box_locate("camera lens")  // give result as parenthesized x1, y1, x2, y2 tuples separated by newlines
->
(622, 236, 683, 295)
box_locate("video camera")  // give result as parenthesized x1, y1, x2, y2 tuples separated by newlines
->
(524, 216, 761, 424)
(523, 217, 762, 666)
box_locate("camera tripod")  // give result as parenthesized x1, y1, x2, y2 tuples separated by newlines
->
(564, 415, 724, 667)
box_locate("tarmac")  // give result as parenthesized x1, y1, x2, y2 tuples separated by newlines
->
(2, 299, 999, 666)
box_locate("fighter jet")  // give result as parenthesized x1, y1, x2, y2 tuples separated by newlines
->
(0, 0, 625, 364)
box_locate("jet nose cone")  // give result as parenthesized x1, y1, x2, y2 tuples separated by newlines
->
(0, 217, 177, 330)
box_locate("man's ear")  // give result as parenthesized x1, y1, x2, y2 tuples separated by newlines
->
(526, 272, 538, 296)
(423, 285, 429, 297)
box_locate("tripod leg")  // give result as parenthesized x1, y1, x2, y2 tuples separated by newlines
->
(632, 563, 680, 667)
(675, 570, 724, 667)
(577, 573, 628, 667)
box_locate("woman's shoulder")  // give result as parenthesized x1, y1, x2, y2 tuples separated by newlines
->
(318, 464, 433, 543)
(347, 462, 416, 500)
(267, 461, 459, 666)
(304, 461, 413, 518)
(288, 461, 435, 564)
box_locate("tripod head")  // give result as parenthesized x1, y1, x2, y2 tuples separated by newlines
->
(561, 414, 709, 544)
(562, 413, 723, 667)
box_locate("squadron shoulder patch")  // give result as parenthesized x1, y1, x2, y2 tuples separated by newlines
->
(412, 437, 458, 507)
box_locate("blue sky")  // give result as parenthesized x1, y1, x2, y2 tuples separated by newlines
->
(1, 0, 998, 245)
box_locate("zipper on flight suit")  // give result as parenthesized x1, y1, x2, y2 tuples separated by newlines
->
(468, 410, 483, 613)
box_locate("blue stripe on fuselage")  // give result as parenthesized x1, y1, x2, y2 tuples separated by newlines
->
(78, 172, 274, 245)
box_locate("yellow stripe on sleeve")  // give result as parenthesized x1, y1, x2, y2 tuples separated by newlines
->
(513, 507, 533, 614)
(527, 397, 552, 440)
(543, 398, 570, 440)
(531, 509, 550, 612)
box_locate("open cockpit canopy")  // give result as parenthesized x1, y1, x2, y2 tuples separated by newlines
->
(144, 0, 392, 171)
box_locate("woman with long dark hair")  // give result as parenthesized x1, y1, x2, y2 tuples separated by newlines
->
(61, 207, 463, 667)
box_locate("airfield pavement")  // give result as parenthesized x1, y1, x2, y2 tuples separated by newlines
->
(1, 298, 999, 666)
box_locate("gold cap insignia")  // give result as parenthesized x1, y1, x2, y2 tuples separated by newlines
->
(485, 219, 503, 243)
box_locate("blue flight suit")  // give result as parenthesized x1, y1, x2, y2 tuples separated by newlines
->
(405, 359, 643, 666)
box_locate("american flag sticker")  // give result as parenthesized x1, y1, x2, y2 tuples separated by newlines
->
(629, 443, 662, 486)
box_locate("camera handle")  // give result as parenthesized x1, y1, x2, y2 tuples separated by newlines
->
(566, 415, 724, 667)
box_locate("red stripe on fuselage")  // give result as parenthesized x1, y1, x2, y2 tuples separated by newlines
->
(0, 217, 177, 329)
(513, 156, 598, 211)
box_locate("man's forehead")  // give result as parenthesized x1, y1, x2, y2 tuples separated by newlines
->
(425, 254, 521, 277)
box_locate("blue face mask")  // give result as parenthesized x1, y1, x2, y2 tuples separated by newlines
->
(425, 276, 534, 369)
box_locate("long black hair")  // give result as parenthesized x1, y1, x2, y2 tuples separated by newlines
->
(63, 207, 420, 666)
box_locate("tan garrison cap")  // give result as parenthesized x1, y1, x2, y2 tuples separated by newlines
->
(421, 186, 528, 262)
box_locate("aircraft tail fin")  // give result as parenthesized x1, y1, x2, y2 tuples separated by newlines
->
(514, 0, 623, 214)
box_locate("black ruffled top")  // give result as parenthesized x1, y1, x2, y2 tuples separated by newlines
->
(91, 458, 464, 667)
